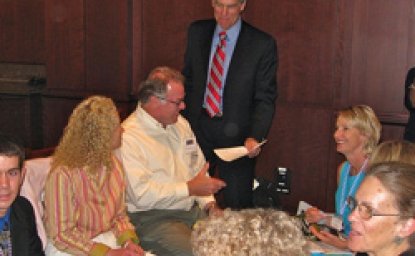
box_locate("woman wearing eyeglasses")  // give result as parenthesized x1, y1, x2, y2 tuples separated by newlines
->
(306, 105, 381, 249)
(348, 162, 415, 256)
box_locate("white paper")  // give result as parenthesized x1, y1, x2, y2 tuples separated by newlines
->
(297, 200, 314, 215)
(214, 140, 267, 162)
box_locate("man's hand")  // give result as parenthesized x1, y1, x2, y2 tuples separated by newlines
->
(204, 201, 223, 217)
(245, 138, 261, 158)
(187, 163, 226, 196)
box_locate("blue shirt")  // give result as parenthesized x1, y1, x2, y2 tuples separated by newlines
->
(204, 18, 242, 111)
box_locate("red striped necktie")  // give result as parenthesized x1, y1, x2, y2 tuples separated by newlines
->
(206, 31, 227, 117)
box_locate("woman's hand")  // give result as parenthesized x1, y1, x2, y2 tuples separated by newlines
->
(305, 207, 324, 223)
(124, 240, 144, 255)
(106, 241, 144, 256)
(205, 202, 223, 217)
(309, 225, 348, 249)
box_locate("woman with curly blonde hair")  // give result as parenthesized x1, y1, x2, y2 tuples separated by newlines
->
(191, 208, 307, 256)
(44, 96, 144, 256)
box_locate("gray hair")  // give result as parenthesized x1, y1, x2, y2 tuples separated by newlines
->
(136, 79, 167, 104)
(192, 208, 307, 256)
(367, 162, 415, 219)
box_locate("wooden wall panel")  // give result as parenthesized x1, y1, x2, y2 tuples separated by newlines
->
(42, 97, 79, 147)
(256, 105, 337, 212)
(245, 1, 338, 106)
(0, 0, 45, 63)
(0, 94, 42, 148)
(85, 0, 131, 98)
(141, 0, 212, 75)
(131, 0, 143, 96)
(340, 0, 413, 117)
(45, 0, 85, 91)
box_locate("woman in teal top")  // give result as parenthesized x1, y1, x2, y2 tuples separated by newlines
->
(335, 160, 367, 236)
(306, 105, 381, 249)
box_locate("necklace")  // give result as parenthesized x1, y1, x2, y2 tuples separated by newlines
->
(340, 159, 368, 215)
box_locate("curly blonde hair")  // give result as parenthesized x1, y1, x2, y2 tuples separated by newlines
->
(51, 96, 120, 173)
(337, 105, 381, 155)
(191, 208, 307, 256)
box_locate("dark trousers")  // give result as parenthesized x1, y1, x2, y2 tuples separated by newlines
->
(197, 111, 255, 209)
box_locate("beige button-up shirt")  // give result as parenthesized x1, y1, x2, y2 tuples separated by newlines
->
(117, 105, 214, 212)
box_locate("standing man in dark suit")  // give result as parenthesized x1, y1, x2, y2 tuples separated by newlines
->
(182, 0, 278, 209)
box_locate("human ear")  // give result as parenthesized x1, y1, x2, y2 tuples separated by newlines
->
(398, 218, 415, 238)
(20, 167, 27, 186)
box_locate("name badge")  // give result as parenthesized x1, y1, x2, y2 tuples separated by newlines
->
(185, 138, 197, 152)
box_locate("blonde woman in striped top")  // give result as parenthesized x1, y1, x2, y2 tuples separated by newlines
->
(44, 96, 144, 256)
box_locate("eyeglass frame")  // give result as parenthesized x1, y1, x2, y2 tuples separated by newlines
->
(154, 95, 184, 107)
(346, 196, 412, 221)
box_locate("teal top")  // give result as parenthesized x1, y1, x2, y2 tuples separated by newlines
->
(335, 161, 366, 236)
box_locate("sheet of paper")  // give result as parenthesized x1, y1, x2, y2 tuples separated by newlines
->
(214, 140, 267, 162)
(214, 146, 248, 162)
(297, 200, 313, 215)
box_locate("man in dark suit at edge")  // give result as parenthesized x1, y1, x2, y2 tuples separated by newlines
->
(0, 134, 44, 255)
(182, 0, 278, 209)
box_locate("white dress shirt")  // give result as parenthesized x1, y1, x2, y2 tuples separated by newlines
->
(117, 105, 214, 212)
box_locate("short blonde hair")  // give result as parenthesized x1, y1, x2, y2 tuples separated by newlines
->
(191, 208, 307, 256)
(51, 96, 120, 173)
(337, 105, 381, 155)
(369, 140, 415, 166)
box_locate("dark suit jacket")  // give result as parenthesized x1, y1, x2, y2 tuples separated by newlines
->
(404, 67, 415, 141)
(182, 19, 278, 153)
(10, 196, 44, 256)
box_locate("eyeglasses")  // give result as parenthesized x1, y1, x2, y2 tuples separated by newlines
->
(346, 196, 410, 221)
(155, 95, 184, 107)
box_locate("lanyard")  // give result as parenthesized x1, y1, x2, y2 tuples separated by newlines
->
(340, 159, 367, 215)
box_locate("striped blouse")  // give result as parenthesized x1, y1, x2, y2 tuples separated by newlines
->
(44, 155, 138, 256)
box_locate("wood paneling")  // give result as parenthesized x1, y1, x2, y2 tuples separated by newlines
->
(339, 0, 413, 115)
(0, 94, 43, 148)
(45, 0, 85, 91)
(42, 97, 79, 147)
(0, 0, 45, 63)
(256, 104, 337, 212)
(85, 0, 131, 97)
(141, 0, 212, 74)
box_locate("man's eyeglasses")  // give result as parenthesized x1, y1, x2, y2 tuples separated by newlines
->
(155, 95, 184, 107)
(346, 196, 410, 221)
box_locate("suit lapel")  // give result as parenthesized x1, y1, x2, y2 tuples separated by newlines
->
(201, 22, 216, 85)
(224, 21, 249, 98)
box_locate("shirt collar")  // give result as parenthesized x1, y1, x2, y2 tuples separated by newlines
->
(215, 18, 242, 44)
